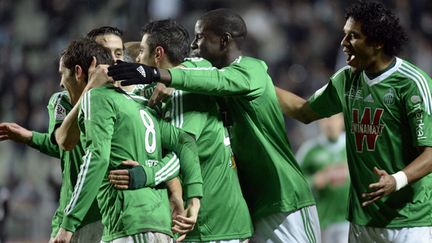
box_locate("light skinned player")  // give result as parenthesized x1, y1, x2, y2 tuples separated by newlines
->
(0, 25, 128, 243)
(52, 38, 203, 243)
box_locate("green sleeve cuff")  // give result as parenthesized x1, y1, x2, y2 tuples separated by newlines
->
(28, 131, 60, 158)
(128, 166, 147, 189)
(61, 215, 80, 233)
(168, 68, 182, 88)
(184, 182, 203, 199)
(28, 131, 46, 149)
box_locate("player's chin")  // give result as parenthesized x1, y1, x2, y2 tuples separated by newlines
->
(190, 50, 200, 58)
(349, 65, 361, 73)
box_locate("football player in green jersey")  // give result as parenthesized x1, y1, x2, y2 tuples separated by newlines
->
(0, 26, 126, 242)
(53, 38, 202, 243)
(109, 19, 254, 242)
(108, 9, 320, 243)
(296, 113, 349, 243)
(276, 1, 432, 242)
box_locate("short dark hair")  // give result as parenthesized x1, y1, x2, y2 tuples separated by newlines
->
(142, 19, 189, 65)
(86, 26, 123, 40)
(61, 38, 114, 78)
(345, 0, 407, 56)
(200, 8, 247, 44)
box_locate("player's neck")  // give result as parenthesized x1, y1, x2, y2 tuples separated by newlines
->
(365, 56, 396, 79)
(222, 49, 242, 67)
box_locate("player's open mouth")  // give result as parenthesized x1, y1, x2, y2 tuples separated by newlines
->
(346, 54, 355, 65)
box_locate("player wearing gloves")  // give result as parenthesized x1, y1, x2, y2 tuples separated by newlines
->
(108, 9, 319, 243)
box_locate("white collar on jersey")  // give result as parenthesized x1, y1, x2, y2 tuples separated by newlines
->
(362, 57, 402, 86)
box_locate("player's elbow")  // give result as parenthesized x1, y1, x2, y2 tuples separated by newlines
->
(58, 140, 76, 151)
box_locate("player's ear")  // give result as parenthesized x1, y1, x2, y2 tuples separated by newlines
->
(74, 65, 86, 83)
(154, 46, 165, 66)
(374, 42, 384, 51)
(221, 32, 231, 49)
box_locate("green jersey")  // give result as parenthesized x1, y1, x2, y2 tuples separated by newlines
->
(29, 91, 100, 238)
(296, 134, 349, 229)
(164, 58, 253, 241)
(61, 85, 202, 241)
(308, 58, 432, 227)
(169, 56, 315, 221)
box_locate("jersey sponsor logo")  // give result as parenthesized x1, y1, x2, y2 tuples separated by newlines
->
(351, 107, 384, 152)
(55, 103, 67, 121)
(413, 103, 426, 140)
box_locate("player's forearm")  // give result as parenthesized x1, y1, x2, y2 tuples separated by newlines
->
(62, 150, 108, 232)
(175, 132, 203, 199)
(143, 152, 180, 187)
(55, 102, 81, 151)
(168, 66, 252, 96)
(275, 86, 321, 124)
(167, 177, 183, 202)
(158, 69, 172, 86)
(29, 131, 60, 158)
(402, 146, 432, 184)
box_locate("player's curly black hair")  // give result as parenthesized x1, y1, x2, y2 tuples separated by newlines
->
(345, 0, 408, 57)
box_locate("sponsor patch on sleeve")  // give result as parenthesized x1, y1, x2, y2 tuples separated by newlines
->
(55, 103, 67, 121)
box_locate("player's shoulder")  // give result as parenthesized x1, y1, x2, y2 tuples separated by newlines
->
(85, 84, 118, 99)
(48, 91, 70, 107)
(232, 56, 268, 70)
(331, 66, 351, 80)
(397, 57, 431, 82)
(182, 57, 213, 68)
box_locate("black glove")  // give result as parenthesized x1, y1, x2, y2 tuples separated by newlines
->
(128, 166, 147, 190)
(107, 60, 160, 86)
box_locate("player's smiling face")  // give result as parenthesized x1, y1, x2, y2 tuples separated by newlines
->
(95, 34, 124, 62)
(58, 57, 86, 104)
(58, 57, 75, 93)
(190, 20, 221, 65)
(136, 33, 156, 66)
(341, 17, 380, 73)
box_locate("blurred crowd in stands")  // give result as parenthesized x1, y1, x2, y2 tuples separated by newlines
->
(0, 0, 430, 241)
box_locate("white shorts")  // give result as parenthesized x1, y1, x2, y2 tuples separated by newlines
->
(349, 223, 432, 243)
(104, 232, 174, 243)
(71, 220, 103, 243)
(322, 222, 349, 243)
(252, 205, 321, 243)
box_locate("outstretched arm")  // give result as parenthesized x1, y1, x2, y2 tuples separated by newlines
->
(0, 122, 60, 158)
(275, 87, 321, 124)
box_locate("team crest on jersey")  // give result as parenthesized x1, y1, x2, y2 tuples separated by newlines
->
(383, 89, 395, 105)
(351, 107, 384, 152)
(410, 95, 421, 104)
(55, 104, 67, 121)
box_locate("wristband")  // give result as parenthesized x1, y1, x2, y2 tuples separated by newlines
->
(391, 171, 408, 191)
(128, 166, 147, 190)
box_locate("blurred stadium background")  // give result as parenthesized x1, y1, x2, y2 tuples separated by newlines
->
(0, 0, 430, 241)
